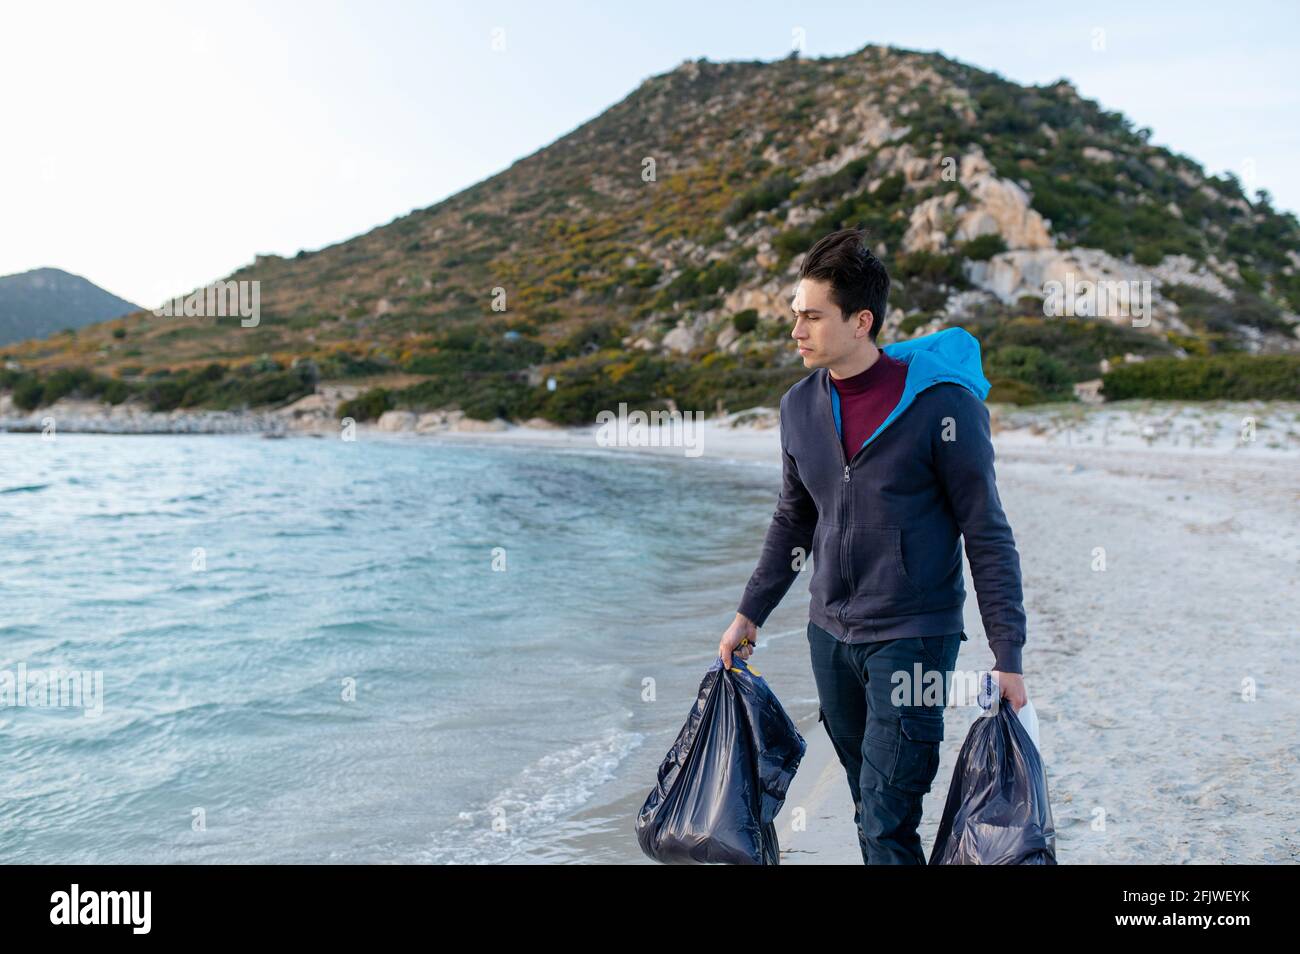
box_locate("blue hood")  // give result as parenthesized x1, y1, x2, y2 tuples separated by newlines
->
(832, 326, 991, 452)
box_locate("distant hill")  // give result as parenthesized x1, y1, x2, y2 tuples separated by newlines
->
(0, 268, 140, 346)
(3, 44, 1298, 419)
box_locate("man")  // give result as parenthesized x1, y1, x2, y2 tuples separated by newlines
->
(717, 227, 1028, 865)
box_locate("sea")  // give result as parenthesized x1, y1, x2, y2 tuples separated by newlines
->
(0, 432, 820, 863)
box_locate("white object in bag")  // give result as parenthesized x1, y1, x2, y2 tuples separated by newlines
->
(1013, 699, 1041, 754)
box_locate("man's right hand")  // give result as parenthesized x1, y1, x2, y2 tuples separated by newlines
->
(718, 613, 758, 669)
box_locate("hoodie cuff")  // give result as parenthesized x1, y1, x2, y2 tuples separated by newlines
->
(990, 640, 1023, 675)
(736, 594, 770, 628)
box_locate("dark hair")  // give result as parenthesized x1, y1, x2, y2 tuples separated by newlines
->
(797, 227, 890, 341)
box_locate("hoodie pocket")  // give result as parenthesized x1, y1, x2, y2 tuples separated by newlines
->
(807, 521, 840, 607)
(841, 525, 925, 619)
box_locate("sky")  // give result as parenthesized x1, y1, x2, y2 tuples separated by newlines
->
(1, 0, 1296, 307)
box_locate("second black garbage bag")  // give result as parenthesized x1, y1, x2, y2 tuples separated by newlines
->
(636, 654, 806, 865)
(929, 694, 1058, 865)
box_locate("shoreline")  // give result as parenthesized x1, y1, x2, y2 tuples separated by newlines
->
(3, 396, 1296, 461)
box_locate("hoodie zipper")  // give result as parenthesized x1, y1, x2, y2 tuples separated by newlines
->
(832, 375, 868, 623)
(829, 369, 923, 625)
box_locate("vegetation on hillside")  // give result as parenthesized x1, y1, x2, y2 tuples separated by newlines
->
(3, 44, 1297, 418)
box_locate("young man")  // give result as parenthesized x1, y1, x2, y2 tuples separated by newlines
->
(717, 227, 1028, 865)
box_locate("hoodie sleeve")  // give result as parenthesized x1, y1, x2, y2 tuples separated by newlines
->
(930, 388, 1027, 674)
(737, 399, 818, 627)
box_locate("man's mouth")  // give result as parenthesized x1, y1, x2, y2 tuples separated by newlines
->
(797, 346, 812, 355)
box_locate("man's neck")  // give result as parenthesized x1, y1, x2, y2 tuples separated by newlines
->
(828, 344, 882, 381)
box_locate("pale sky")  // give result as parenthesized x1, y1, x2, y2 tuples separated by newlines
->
(2, 0, 1296, 307)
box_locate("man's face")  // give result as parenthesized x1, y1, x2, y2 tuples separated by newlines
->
(789, 277, 873, 369)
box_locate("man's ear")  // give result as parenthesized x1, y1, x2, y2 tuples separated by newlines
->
(857, 309, 875, 338)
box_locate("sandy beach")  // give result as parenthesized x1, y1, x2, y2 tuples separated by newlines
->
(425, 399, 1300, 864)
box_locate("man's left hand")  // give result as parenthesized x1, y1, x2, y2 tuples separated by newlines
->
(992, 671, 1027, 713)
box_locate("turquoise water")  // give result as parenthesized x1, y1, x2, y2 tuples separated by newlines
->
(0, 433, 818, 863)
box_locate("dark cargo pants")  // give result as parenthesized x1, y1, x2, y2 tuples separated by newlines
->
(807, 619, 965, 865)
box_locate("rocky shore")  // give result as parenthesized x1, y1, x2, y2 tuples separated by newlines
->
(0, 391, 534, 437)
(3, 390, 1298, 459)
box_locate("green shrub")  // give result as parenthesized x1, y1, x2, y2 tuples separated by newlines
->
(960, 234, 1007, 261)
(546, 321, 624, 361)
(3, 367, 136, 409)
(951, 314, 1173, 381)
(871, 173, 905, 205)
(337, 388, 393, 421)
(772, 225, 819, 261)
(101, 380, 132, 405)
(1101, 354, 1300, 400)
(898, 313, 934, 336)
(986, 378, 1043, 405)
(140, 378, 187, 411)
(895, 250, 963, 284)
(732, 309, 759, 334)
(723, 172, 797, 224)
(985, 345, 1073, 398)
(797, 156, 872, 205)
(12, 377, 43, 410)
(1162, 283, 1292, 336)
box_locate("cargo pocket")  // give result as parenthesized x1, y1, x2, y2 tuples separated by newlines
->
(892, 710, 944, 795)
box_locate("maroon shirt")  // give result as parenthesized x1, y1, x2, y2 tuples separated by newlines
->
(830, 351, 908, 461)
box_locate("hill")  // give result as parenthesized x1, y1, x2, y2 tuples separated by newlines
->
(4, 44, 1298, 421)
(0, 268, 140, 346)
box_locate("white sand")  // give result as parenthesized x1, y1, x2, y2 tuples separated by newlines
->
(428, 399, 1300, 864)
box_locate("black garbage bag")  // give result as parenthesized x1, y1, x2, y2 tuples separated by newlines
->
(929, 694, 1057, 865)
(636, 654, 806, 865)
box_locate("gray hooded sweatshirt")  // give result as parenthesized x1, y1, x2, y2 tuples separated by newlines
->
(736, 327, 1027, 674)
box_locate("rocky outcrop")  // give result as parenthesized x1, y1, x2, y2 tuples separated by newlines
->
(455, 416, 509, 432)
(0, 391, 523, 436)
(961, 246, 1257, 334)
(715, 324, 741, 352)
(380, 409, 506, 433)
(955, 175, 1053, 250)
(965, 247, 1239, 314)
(902, 192, 960, 253)
(900, 146, 1053, 254)
(661, 324, 698, 354)
(1082, 146, 1116, 163)
(376, 410, 418, 431)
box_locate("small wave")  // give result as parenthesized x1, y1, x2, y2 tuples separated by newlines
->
(268, 525, 347, 537)
(7, 697, 350, 760)
(161, 493, 210, 504)
(0, 483, 50, 495)
(84, 510, 175, 521)
(417, 726, 643, 864)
